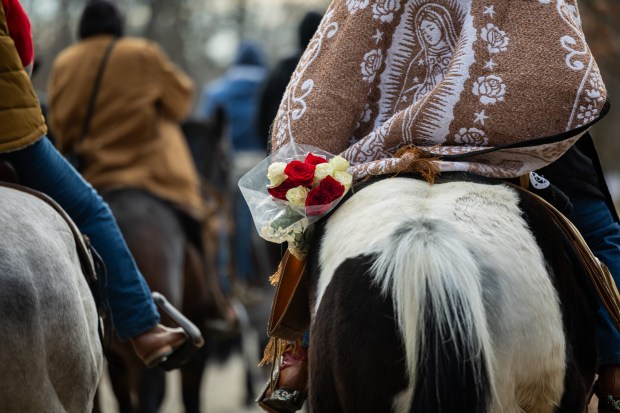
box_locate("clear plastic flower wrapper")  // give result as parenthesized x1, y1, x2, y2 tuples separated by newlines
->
(239, 141, 352, 258)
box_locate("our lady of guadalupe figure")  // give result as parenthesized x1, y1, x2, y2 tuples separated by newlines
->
(397, 4, 458, 106)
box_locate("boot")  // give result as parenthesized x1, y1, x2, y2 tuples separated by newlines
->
(130, 324, 187, 368)
(596, 364, 620, 412)
(258, 347, 309, 413)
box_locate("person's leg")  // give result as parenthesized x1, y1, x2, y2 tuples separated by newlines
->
(562, 187, 620, 410)
(2, 138, 158, 340)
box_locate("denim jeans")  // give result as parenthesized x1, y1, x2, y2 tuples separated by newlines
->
(562, 187, 620, 366)
(1, 137, 159, 340)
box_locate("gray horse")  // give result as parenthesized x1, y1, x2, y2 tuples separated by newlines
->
(0, 186, 103, 412)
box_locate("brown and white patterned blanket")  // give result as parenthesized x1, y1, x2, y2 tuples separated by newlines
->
(271, 0, 608, 179)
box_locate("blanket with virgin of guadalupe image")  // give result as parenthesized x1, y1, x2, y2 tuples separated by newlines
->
(270, 0, 608, 180)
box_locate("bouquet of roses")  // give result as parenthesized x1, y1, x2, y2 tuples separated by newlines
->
(239, 142, 352, 256)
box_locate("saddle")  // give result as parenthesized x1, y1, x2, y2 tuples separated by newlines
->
(509, 179, 620, 333)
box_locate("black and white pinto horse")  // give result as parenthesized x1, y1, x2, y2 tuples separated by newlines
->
(307, 175, 597, 413)
(0, 186, 103, 412)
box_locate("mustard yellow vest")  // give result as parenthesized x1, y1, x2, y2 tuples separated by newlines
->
(0, 5, 46, 152)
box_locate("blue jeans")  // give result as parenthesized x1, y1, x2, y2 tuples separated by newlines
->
(1, 137, 159, 340)
(563, 187, 620, 366)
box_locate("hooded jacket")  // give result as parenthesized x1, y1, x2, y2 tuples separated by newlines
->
(0, 1, 47, 152)
(198, 42, 267, 152)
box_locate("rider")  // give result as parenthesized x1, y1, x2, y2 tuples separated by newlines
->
(256, 4, 620, 413)
(0, 0, 187, 368)
(538, 135, 620, 412)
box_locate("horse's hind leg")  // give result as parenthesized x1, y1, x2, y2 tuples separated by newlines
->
(309, 257, 408, 413)
(103, 190, 186, 412)
(181, 345, 210, 413)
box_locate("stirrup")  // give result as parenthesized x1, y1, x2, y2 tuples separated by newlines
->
(258, 384, 306, 413)
(599, 394, 620, 412)
(152, 292, 204, 371)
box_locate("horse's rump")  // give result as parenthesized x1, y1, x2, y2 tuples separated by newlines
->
(308, 176, 596, 413)
(0, 186, 102, 412)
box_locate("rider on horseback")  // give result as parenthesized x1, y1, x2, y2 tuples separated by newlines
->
(255, 1, 620, 412)
(0, 0, 189, 369)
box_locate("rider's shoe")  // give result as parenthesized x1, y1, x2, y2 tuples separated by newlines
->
(129, 324, 187, 368)
(596, 364, 620, 412)
(258, 347, 308, 413)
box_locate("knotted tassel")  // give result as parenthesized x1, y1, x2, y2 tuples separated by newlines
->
(394, 145, 441, 184)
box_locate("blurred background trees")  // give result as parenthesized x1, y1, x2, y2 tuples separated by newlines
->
(579, 0, 620, 177)
(25, 0, 619, 174)
(27, 0, 330, 101)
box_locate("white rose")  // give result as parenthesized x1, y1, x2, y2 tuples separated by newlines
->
(329, 156, 350, 172)
(267, 162, 288, 187)
(334, 171, 353, 190)
(286, 186, 309, 208)
(314, 163, 334, 185)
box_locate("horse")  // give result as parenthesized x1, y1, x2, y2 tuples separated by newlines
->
(98, 187, 225, 413)
(0, 185, 103, 412)
(184, 118, 279, 406)
(306, 174, 598, 413)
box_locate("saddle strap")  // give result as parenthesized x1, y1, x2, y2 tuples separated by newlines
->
(509, 182, 620, 332)
(0, 181, 97, 282)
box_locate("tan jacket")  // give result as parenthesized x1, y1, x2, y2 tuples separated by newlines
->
(49, 35, 203, 217)
(0, 5, 46, 152)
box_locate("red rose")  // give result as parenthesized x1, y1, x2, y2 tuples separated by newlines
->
(268, 179, 297, 200)
(305, 175, 345, 216)
(304, 153, 328, 166)
(284, 160, 315, 187)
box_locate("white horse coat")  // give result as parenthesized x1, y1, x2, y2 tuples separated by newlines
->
(310, 177, 594, 413)
(0, 186, 102, 412)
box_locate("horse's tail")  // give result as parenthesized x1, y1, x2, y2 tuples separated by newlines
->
(370, 218, 494, 413)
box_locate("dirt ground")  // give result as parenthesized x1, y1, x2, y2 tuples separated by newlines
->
(97, 352, 264, 413)
(96, 347, 600, 413)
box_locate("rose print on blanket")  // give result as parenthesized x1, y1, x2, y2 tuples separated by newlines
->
(361, 49, 383, 82)
(372, 0, 402, 23)
(473, 75, 506, 105)
(481, 23, 509, 54)
(454, 127, 488, 146)
(347, 0, 369, 13)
